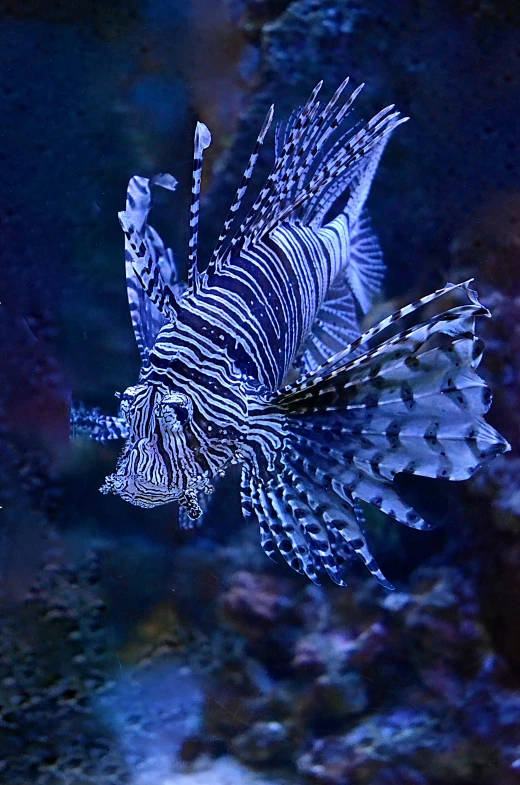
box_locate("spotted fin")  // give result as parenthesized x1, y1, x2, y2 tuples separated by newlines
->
(241, 448, 393, 588)
(278, 282, 510, 481)
(242, 282, 510, 587)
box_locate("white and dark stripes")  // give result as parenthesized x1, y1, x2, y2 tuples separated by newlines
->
(188, 122, 212, 293)
(119, 174, 184, 367)
(74, 79, 509, 589)
(209, 105, 274, 274)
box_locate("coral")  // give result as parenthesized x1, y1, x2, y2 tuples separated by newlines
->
(5, 530, 517, 783)
(0, 543, 126, 784)
(197, 564, 520, 784)
(231, 720, 290, 764)
(473, 456, 520, 533)
(297, 709, 490, 785)
(447, 192, 520, 674)
(219, 571, 300, 639)
(0, 529, 205, 785)
(160, 755, 290, 784)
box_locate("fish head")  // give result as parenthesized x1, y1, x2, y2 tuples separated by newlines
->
(100, 379, 246, 513)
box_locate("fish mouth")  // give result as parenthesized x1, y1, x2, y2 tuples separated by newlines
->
(100, 472, 183, 508)
(100, 473, 208, 519)
(101, 436, 185, 508)
(100, 436, 217, 512)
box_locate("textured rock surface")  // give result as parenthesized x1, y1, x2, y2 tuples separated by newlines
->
(199, 563, 520, 784)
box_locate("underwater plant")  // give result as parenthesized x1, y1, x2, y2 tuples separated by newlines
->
(72, 79, 510, 587)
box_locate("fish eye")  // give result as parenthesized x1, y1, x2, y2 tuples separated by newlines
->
(155, 392, 193, 430)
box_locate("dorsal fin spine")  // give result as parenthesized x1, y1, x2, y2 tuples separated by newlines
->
(209, 105, 275, 275)
(188, 121, 212, 294)
(235, 83, 324, 252)
(278, 78, 355, 212)
(261, 111, 406, 236)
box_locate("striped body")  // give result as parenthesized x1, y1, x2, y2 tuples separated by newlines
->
(74, 80, 510, 586)
(165, 217, 349, 387)
(109, 215, 350, 505)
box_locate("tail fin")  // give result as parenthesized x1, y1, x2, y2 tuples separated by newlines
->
(242, 282, 510, 587)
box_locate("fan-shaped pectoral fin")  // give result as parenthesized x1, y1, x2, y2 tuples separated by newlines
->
(71, 403, 129, 441)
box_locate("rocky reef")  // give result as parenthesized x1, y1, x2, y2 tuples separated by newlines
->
(3, 519, 519, 784)
(187, 559, 520, 784)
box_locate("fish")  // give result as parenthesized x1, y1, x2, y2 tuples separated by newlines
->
(71, 79, 510, 587)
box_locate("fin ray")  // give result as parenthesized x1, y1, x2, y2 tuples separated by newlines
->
(240, 283, 509, 586)
(122, 175, 184, 363)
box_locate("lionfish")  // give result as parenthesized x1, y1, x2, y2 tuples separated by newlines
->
(72, 79, 510, 588)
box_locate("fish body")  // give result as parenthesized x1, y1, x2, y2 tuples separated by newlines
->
(73, 80, 510, 587)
